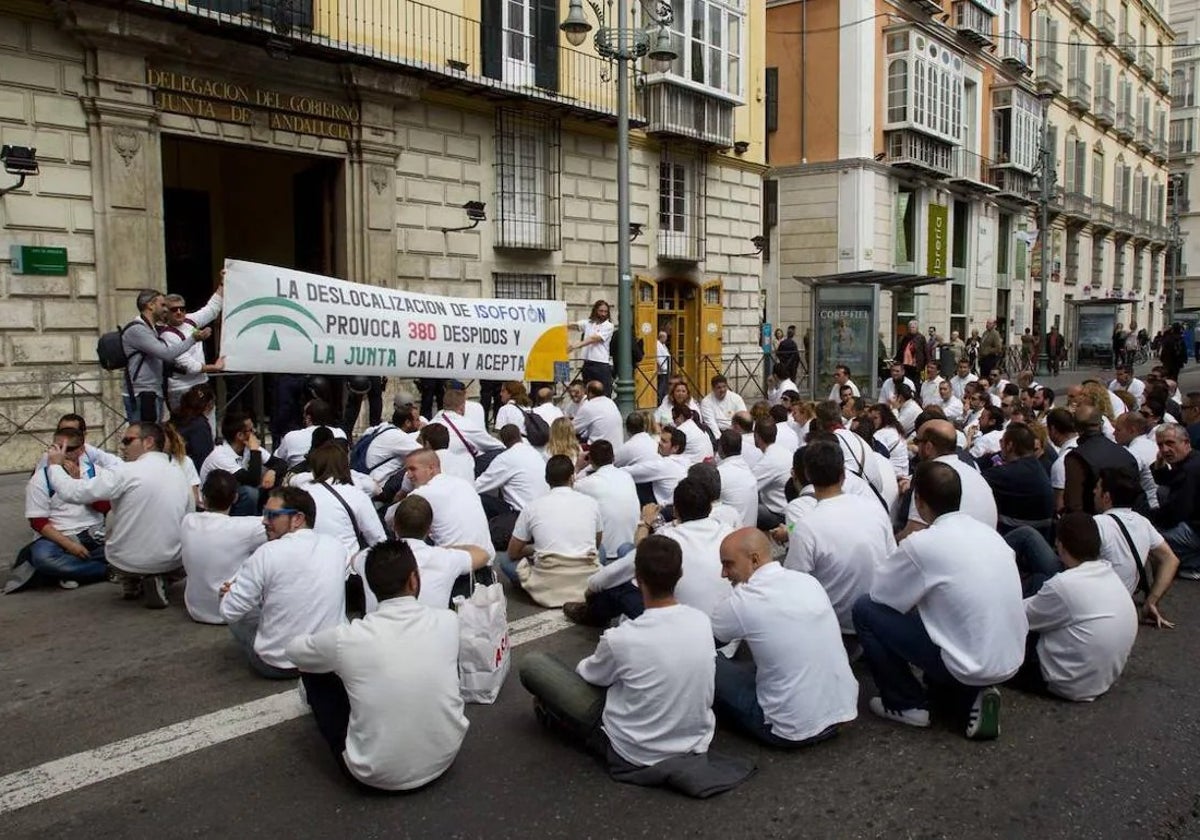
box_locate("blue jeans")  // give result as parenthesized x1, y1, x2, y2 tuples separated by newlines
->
(228, 616, 299, 680)
(852, 595, 973, 713)
(496, 552, 521, 585)
(1003, 526, 1063, 596)
(1160, 521, 1200, 573)
(28, 533, 108, 583)
(712, 654, 839, 748)
(123, 392, 164, 424)
(232, 485, 259, 517)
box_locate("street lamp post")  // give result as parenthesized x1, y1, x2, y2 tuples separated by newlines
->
(561, 0, 677, 416)
(1169, 173, 1182, 326)
(1037, 91, 1055, 376)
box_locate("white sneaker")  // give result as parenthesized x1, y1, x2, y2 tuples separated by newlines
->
(58, 580, 80, 590)
(1177, 569, 1200, 581)
(868, 696, 931, 728)
(966, 687, 1002, 741)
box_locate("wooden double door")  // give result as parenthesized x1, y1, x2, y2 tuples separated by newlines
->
(634, 276, 724, 408)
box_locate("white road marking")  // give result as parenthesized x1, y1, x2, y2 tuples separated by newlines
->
(0, 606, 579, 815)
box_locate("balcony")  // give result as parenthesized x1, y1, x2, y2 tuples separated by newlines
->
(1115, 110, 1134, 141)
(884, 130, 953, 177)
(1138, 49, 1155, 78)
(643, 81, 735, 147)
(1063, 190, 1094, 219)
(1094, 95, 1115, 127)
(1067, 77, 1091, 113)
(1114, 210, 1135, 234)
(1035, 55, 1063, 94)
(1068, 0, 1092, 21)
(1096, 8, 1115, 43)
(1151, 224, 1169, 244)
(910, 0, 945, 15)
(1156, 66, 1170, 94)
(1118, 33, 1136, 63)
(127, 0, 636, 121)
(950, 148, 999, 191)
(952, 0, 993, 45)
(1134, 125, 1152, 153)
(1095, 203, 1115, 229)
(999, 31, 1030, 70)
(987, 165, 1037, 204)
(1171, 138, 1195, 156)
(1134, 219, 1152, 241)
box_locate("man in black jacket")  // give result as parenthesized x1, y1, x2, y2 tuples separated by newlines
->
(984, 424, 1055, 539)
(1062, 406, 1139, 514)
(1151, 424, 1200, 578)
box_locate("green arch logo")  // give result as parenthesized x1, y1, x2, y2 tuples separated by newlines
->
(225, 295, 323, 351)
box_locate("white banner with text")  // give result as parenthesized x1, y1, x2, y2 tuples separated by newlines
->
(219, 260, 568, 380)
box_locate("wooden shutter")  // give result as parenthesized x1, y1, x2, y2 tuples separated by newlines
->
(765, 68, 779, 132)
(698, 279, 724, 387)
(635, 276, 659, 409)
(534, 0, 560, 92)
(481, 0, 503, 81)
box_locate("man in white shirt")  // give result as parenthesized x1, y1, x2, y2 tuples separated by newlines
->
(853, 461, 1027, 740)
(1017, 513, 1138, 702)
(751, 418, 793, 530)
(715, 430, 759, 527)
(45, 421, 192, 608)
(428, 388, 504, 458)
(700, 375, 748, 433)
(474, 424, 551, 518)
(285, 540, 468, 791)
(827, 365, 860, 403)
(272, 400, 347, 468)
(357, 397, 424, 491)
(405, 450, 494, 561)
(929, 380, 964, 422)
(949, 359, 978, 400)
(532, 386, 565, 427)
(712, 528, 859, 747)
(919, 361, 945, 406)
(1110, 366, 1146, 410)
(614, 411, 659, 468)
(200, 411, 271, 515)
(655, 331, 672, 401)
(574, 440, 639, 562)
(766, 363, 798, 406)
(160, 288, 224, 411)
(181, 469, 267, 624)
(21, 427, 108, 590)
(219, 486, 346, 679)
(519, 536, 755, 795)
(902, 420, 998, 537)
(966, 405, 1005, 462)
(622, 428, 690, 507)
(568, 476, 732, 626)
(413, 424, 477, 486)
(1046, 408, 1079, 512)
(785, 441, 896, 634)
(1113, 412, 1161, 511)
(561, 380, 586, 420)
(505, 455, 603, 607)
(877, 363, 916, 405)
(573, 380, 624, 448)
(671, 403, 714, 464)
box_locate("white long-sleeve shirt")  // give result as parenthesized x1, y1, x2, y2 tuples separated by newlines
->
(614, 432, 658, 468)
(46, 451, 191, 574)
(162, 291, 223, 396)
(575, 464, 640, 556)
(622, 454, 688, 507)
(428, 410, 503, 457)
(699, 391, 748, 432)
(752, 442, 793, 516)
(717, 455, 759, 527)
(181, 512, 268, 624)
(474, 442, 550, 512)
(219, 529, 346, 668)
(573, 396, 624, 447)
(305, 480, 387, 556)
(285, 597, 468, 790)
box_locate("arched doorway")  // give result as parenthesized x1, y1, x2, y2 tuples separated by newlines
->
(634, 276, 723, 408)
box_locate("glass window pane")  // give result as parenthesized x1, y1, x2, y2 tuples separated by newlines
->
(692, 0, 704, 41)
(709, 5, 721, 47)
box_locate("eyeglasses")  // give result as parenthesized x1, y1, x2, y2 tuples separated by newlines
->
(262, 508, 299, 520)
(65, 444, 83, 453)
(167, 306, 186, 312)
(120, 436, 138, 445)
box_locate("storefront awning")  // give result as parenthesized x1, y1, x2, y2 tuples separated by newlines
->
(793, 270, 951, 290)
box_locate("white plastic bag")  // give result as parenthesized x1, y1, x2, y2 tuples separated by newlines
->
(454, 574, 511, 704)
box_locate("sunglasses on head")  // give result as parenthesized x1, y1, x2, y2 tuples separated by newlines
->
(262, 508, 299, 520)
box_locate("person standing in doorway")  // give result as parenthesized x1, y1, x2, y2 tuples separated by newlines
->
(572, 300, 616, 397)
(656, 332, 672, 402)
(979, 320, 1004, 380)
(776, 326, 800, 381)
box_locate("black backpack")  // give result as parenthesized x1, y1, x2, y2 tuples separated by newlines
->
(522, 409, 551, 447)
(96, 322, 136, 370)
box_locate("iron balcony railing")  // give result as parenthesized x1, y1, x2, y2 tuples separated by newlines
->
(1035, 55, 1063, 94)
(1067, 77, 1091, 112)
(950, 147, 995, 188)
(1138, 49, 1155, 77)
(1094, 94, 1115, 126)
(1118, 33, 1137, 62)
(131, 0, 640, 121)
(1096, 8, 1115, 43)
(1063, 190, 1093, 218)
(1156, 66, 1170, 94)
(1115, 109, 1135, 140)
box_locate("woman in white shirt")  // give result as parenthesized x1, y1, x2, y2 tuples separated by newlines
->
(164, 422, 202, 511)
(495, 381, 534, 437)
(304, 443, 386, 556)
(868, 404, 910, 478)
(890, 383, 922, 436)
(545, 417, 582, 465)
(571, 300, 615, 397)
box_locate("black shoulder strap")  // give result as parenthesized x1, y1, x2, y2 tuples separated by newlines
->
(1106, 512, 1151, 595)
(317, 482, 367, 549)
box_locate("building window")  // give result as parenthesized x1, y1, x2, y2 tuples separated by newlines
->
(1092, 145, 1105, 202)
(887, 59, 908, 124)
(1133, 245, 1144, 290)
(657, 146, 705, 262)
(884, 31, 963, 144)
(493, 273, 555, 299)
(1092, 236, 1105, 285)
(1172, 65, 1196, 107)
(664, 0, 745, 98)
(1114, 243, 1127, 288)
(1169, 173, 1189, 211)
(998, 213, 1012, 275)
(1171, 118, 1194, 154)
(494, 109, 561, 250)
(1064, 133, 1087, 194)
(952, 200, 969, 270)
(482, 0, 559, 90)
(992, 87, 1040, 171)
(896, 187, 916, 266)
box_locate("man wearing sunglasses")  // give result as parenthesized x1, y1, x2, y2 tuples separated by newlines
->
(121, 289, 213, 424)
(43, 422, 192, 608)
(160, 283, 225, 415)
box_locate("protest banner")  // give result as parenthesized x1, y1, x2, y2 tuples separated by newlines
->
(219, 260, 569, 380)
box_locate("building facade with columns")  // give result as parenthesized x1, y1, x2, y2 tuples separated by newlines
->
(762, 0, 1172, 385)
(0, 0, 767, 471)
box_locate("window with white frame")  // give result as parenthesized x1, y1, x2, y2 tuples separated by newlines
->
(885, 30, 964, 144)
(657, 147, 705, 261)
(992, 87, 1040, 171)
(664, 0, 744, 98)
(1171, 118, 1194, 154)
(494, 109, 561, 250)
(1092, 145, 1105, 202)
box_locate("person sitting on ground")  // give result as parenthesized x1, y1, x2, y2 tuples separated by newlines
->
(766, 363, 799, 407)
(410, 422, 475, 486)
(673, 403, 715, 464)
(545, 416, 583, 465)
(1063, 405, 1140, 514)
(750, 418, 793, 530)
(687, 462, 741, 530)
(622, 426, 690, 507)
(219, 486, 346, 679)
(504, 455, 603, 607)
(358, 394, 424, 493)
(853, 461, 1027, 740)
(1113, 411, 1162, 512)
(877, 363, 916, 406)
(899, 419, 997, 538)
(1015, 513, 1139, 703)
(180, 469, 268, 624)
(984, 424, 1055, 537)
(474, 424, 551, 520)
(272, 400, 347, 468)
(714, 429, 758, 527)
(573, 380, 625, 448)
(300, 443, 387, 557)
(400, 450, 494, 561)
(532, 386, 565, 427)
(891, 383, 922, 436)
(494, 380, 536, 440)
(43, 422, 191, 608)
(16, 427, 110, 591)
(1046, 407, 1079, 513)
(171, 385, 216, 473)
(700, 375, 748, 433)
(518, 536, 755, 798)
(967, 405, 1005, 463)
(613, 411, 659, 468)
(656, 379, 703, 427)
(784, 440, 895, 635)
(32, 413, 122, 472)
(285, 539, 469, 791)
(1148, 424, 1200, 579)
(574, 440, 639, 563)
(200, 411, 269, 516)
(711, 528, 859, 748)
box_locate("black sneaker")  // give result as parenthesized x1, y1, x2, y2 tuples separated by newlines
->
(119, 576, 142, 600)
(143, 575, 169, 609)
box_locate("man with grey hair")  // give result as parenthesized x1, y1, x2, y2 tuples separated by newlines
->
(1151, 423, 1200, 578)
(160, 284, 225, 413)
(121, 290, 213, 423)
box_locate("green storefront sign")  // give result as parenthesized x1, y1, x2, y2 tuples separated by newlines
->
(10, 245, 68, 276)
(926, 203, 948, 276)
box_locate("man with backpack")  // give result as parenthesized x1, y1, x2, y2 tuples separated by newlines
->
(101, 289, 212, 424)
(350, 393, 425, 494)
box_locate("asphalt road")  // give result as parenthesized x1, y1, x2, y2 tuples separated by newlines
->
(1, 362, 1199, 839)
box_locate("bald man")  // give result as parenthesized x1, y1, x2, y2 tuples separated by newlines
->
(710, 528, 858, 748)
(401, 450, 494, 561)
(901, 419, 997, 540)
(1062, 406, 1139, 515)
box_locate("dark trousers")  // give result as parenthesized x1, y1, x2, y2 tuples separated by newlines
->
(1003, 526, 1063, 597)
(481, 493, 515, 521)
(271, 374, 307, 448)
(416, 379, 446, 420)
(713, 655, 840, 748)
(479, 381, 503, 427)
(656, 373, 669, 402)
(583, 581, 645, 625)
(300, 671, 380, 791)
(1010, 632, 1051, 696)
(902, 366, 921, 387)
(979, 354, 999, 378)
(342, 377, 384, 433)
(580, 360, 613, 397)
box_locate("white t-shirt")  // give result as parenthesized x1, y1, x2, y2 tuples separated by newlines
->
(675, 418, 714, 464)
(614, 432, 659, 468)
(874, 427, 910, 478)
(272, 425, 347, 469)
(834, 428, 885, 494)
(1025, 561, 1138, 702)
(576, 604, 716, 767)
(532, 402, 564, 427)
(573, 396, 624, 447)
(700, 391, 748, 432)
(785, 493, 897, 633)
(1126, 434, 1161, 510)
(362, 424, 422, 486)
(622, 454, 689, 507)
(474, 442, 550, 512)
(872, 512, 1026, 684)
(512, 486, 602, 559)
(578, 319, 615, 365)
(878, 377, 916, 404)
(949, 373, 978, 399)
(180, 512, 268, 624)
(968, 428, 1004, 460)
(775, 422, 801, 453)
(289, 469, 379, 499)
(428, 410, 503, 457)
(494, 402, 531, 438)
(909, 454, 998, 529)
(1109, 378, 1146, 409)
(828, 380, 860, 402)
(752, 442, 794, 516)
(1095, 507, 1164, 594)
(931, 395, 964, 422)
(767, 378, 798, 406)
(896, 401, 922, 436)
(25, 458, 104, 536)
(711, 562, 859, 741)
(1050, 437, 1079, 491)
(717, 456, 759, 527)
(352, 538, 474, 612)
(305, 480, 387, 556)
(920, 377, 945, 406)
(411, 473, 494, 561)
(574, 465, 640, 556)
(199, 442, 256, 484)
